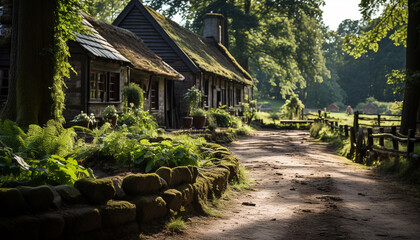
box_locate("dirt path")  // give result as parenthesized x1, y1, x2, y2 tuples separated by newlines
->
(153, 130, 420, 239)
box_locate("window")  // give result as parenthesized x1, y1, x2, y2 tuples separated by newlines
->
(89, 71, 119, 102)
(109, 73, 119, 101)
(0, 68, 9, 102)
(236, 88, 241, 105)
(150, 80, 159, 110)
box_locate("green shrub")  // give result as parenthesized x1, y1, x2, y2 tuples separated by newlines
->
(0, 149, 93, 186)
(208, 108, 232, 127)
(190, 108, 206, 117)
(132, 139, 199, 173)
(184, 86, 202, 115)
(123, 83, 144, 109)
(167, 216, 185, 232)
(118, 107, 157, 134)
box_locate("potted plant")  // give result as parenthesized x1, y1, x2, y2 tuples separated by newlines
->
(70, 111, 97, 129)
(183, 86, 202, 129)
(228, 106, 235, 116)
(190, 108, 207, 129)
(103, 105, 118, 128)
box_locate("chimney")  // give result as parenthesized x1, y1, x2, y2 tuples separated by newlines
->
(202, 13, 228, 47)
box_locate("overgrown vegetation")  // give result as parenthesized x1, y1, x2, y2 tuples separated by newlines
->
(310, 122, 420, 185)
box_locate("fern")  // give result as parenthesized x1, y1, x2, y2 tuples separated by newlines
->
(0, 120, 26, 152)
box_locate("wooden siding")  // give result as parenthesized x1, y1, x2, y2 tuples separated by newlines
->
(117, 7, 190, 72)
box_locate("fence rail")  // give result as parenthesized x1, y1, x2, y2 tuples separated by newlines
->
(314, 110, 420, 163)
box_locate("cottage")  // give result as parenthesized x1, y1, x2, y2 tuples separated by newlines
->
(0, 3, 184, 128)
(67, 14, 183, 127)
(113, 0, 253, 124)
(326, 103, 339, 112)
(363, 103, 377, 114)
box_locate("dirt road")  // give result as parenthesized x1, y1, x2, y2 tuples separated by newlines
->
(156, 130, 420, 239)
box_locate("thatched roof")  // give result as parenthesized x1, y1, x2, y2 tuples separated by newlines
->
(144, 6, 253, 85)
(81, 13, 183, 81)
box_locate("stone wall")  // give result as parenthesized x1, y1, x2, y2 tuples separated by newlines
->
(0, 158, 238, 240)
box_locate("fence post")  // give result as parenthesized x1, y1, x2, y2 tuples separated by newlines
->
(318, 110, 321, 118)
(324, 112, 327, 119)
(345, 125, 349, 138)
(350, 126, 355, 154)
(377, 114, 381, 127)
(407, 129, 415, 156)
(391, 126, 398, 151)
(339, 125, 343, 134)
(330, 121, 334, 131)
(379, 127, 384, 146)
(367, 128, 373, 148)
(354, 111, 359, 132)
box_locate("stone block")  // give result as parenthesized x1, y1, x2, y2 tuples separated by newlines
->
(162, 189, 182, 212)
(38, 213, 65, 239)
(132, 195, 166, 223)
(60, 207, 101, 234)
(171, 166, 192, 187)
(0, 188, 27, 216)
(176, 183, 195, 206)
(54, 185, 86, 205)
(18, 185, 54, 212)
(0, 215, 40, 240)
(156, 167, 172, 187)
(74, 178, 115, 204)
(99, 200, 136, 227)
(122, 173, 163, 196)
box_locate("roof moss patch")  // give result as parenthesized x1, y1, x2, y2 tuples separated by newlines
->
(82, 13, 183, 81)
(145, 6, 253, 85)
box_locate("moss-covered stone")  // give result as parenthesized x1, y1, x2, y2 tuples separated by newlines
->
(74, 178, 115, 204)
(122, 173, 163, 196)
(131, 195, 167, 223)
(54, 185, 86, 205)
(60, 207, 101, 234)
(176, 183, 195, 206)
(193, 177, 210, 208)
(0, 215, 40, 239)
(0, 188, 27, 216)
(202, 168, 229, 197)
(171, 166, 192, 187)
(156, 167, 172, 187)
(162, 189, 182, 212)
(18, 185, 54, 212)
(99, 200, 136, 227)
(38, 213, 65, 239)
(188, 166, 199, 183)
(110, 176, 126, 199)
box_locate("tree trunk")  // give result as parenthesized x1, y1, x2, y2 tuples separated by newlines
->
(1, 0, 57, 127)
(400, 0, 420, 134)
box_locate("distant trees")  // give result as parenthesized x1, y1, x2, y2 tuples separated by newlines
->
(344, 0, 419, 134)
(306, 19, 405, 109)
(145, 0, 330, 100)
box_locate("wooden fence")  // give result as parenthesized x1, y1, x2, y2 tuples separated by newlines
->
(313, 111, 419, 163)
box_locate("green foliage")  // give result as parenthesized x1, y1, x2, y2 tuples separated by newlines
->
(70, 111, 97, 128)
(167, 216, 186, 232)
(102, 105, 118, 118)
(280, 95, 304, 119)
(0, 152, 93, 186)
(86, 0, 130, 23)
(0, 120, 93, 186)
(53, 0, 89, 121)
(344, 1, 407, 59)
(190, 108, 206, 117)
(207, 108, 232, 128)
(101, 131, 137, 166)
(132, 139, 199, 173)
(122, 83, 145, 109)
(118, 106, 157, 134)
(184, 86, 202, 115)
(309, 122, 352, 158)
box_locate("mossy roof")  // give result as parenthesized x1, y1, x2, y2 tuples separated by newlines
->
(145, 6, 253, 85)
(81, 13, 183, 81)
